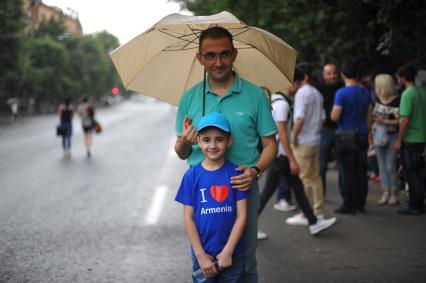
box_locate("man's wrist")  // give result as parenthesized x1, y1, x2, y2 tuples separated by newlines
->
(251, 166, 261, 180)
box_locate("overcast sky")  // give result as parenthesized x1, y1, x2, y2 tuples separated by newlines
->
(43, 0, 190, 44)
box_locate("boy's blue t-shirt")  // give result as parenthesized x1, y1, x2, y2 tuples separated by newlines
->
(175, 161, 248, 257)
(334, 85, 372, 134)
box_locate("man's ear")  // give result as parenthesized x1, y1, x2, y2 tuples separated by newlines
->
(196, 52, 203, 64)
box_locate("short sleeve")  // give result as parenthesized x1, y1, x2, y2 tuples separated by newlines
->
(256, 91, 277, 136)
(399, 90, 410, 117)
(175, 170, 194, 206)
(334, 89, 344, 106)
(175, 94, 188, 136)
(235, 189, 249, 201)
(272, 100, 290, 122)
(293, 89, 307, 119)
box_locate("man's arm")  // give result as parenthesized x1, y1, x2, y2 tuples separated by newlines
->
(216, 198, 247, 269)
(174, 116, 197, 160)
(330, 105, 342, 122)
(292, 118, 304, 146)
(394, 116, 409, 152)
(183, 205, 218, 277)
(230, 135, 277, 191)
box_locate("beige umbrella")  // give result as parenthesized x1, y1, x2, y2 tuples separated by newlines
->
(110, 11, 297, 106)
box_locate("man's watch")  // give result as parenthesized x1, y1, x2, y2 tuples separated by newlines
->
(251, 166, 261, 180)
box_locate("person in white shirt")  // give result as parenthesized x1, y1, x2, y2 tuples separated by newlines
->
(292, 63, 326, 217)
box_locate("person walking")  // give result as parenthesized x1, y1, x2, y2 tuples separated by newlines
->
(291, 63, 326, 218)
(394, 65, 426, 215)
(316, 63, 344, 196)
(372, 74, 400, 205)
(58, 97, 74, 157)
(174, 27, 277, 282)
(78, 97, 96, 157)
(259, 68, 336, 238)
(331, 62, 373, 214)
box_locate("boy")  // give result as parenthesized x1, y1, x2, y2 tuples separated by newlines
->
(175, 112, 248, 282)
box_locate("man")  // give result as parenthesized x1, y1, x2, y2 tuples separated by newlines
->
(174, 27, 277, 282)
(259, 68, 336, 237)
(394, 65, 426, 215)
(291, 63, 326, 217)
(316, 63, 344, 196)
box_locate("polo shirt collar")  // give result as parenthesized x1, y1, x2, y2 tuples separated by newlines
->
(205, 71, 242, 97)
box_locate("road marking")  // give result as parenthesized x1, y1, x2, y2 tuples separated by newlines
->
(145, 185, 168, 225)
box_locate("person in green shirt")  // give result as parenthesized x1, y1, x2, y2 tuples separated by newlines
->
(394, 65, 426, 215)
(174, 27, 277, 282)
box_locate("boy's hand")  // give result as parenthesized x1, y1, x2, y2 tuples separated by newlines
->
(197, 253, 218, 278)
(181, 116, 197, 145)
(216, 250, 232, 270)
(231, 165, 255, 191)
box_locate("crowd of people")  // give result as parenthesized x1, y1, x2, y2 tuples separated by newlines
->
(172, 26, 425, 282)
(57, 97, 99, 158)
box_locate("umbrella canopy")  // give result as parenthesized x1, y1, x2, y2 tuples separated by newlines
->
(110, 11, 297, 106)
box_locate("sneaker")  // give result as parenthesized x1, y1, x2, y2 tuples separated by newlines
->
(273, 199, 296, 212)
(257, 230, 268, 240)
(286, 213, 308, 226)
(309, 217, 337, 236)
(388, 193, 399, 205)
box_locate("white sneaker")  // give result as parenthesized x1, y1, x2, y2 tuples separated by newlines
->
(257, 230, 268, 240)
(273, 199, 296, 212)
(286, 213, 309, 226)
(309, 217, 337, 236)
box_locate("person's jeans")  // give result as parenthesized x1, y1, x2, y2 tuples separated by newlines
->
(61, 122, 72, 150)
(375, 134, 399, 192)
(336, 134, 369, 210)
(192, 253, 244, 283)
(401, 142, 426, 212)
(241, 181, 259, 283)
(260, 156, 317, 224)
(275, 182, 292, 203)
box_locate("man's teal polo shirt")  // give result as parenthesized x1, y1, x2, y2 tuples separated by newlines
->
(176, 73, 277, 167)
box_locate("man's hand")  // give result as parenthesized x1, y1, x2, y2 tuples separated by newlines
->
(196, 252, 218, 278)
(181, 116, 198, 145)
(230, 165, 255, 191)
(394, 138, 402, 152)
(289, 159, 300, 175)
(216, 250, 232, 270)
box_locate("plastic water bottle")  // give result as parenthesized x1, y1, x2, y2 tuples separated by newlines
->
(192, 261, 219, 282)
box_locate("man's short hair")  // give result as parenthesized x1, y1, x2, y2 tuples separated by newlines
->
(199, 26, 234, 52)
(341, 62, 357, 79)
(296, 62, 312, 79)
(397, 64, 417, 82)
(293, 68, 304, 83)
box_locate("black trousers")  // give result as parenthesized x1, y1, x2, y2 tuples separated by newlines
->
(259, 155, 317, 225)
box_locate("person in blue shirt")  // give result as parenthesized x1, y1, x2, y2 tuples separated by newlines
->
(176, 112, 248, 282)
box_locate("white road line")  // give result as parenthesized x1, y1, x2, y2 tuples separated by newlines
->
(145, 185, 169, 225)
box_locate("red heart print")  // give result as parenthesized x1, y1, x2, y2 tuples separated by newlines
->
(210, 185, 229, 203)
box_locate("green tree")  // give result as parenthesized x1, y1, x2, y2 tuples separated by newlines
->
(0, 0, 24, 101)
(34, 17, 66, 40)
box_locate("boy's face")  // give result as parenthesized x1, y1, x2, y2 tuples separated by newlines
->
(198, 127, 232, 162)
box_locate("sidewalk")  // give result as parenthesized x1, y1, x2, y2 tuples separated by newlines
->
(257, 167, 426, 283)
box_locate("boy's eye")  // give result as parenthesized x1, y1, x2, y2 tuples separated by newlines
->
(215, 137, 224, 142)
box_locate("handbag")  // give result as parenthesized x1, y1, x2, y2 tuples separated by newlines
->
(372, 124, 389, 146)
(335, 128, 358, 152)
(56, 124, 66, 136)
(94, 120, 102, 134)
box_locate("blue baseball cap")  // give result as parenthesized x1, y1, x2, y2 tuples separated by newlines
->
(196, 112, 231, 133)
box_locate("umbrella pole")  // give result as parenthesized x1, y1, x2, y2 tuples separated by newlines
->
(202, 69, 206, 116)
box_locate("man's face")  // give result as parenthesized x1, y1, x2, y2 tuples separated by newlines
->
(323, 64, 338, 85)
(287, 81, 302, 96)
(198, 127, 232, 162)
(197, 37, 237, 83)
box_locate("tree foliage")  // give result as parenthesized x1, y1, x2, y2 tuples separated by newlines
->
(172, 0, 426, 73)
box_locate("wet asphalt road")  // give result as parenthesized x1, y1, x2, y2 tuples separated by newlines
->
(1, 98, 425, 283)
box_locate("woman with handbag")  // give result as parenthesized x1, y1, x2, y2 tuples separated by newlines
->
(330, 62, 373, 214)
(372, 74, 400, 205)
(58, 97, 74, 157)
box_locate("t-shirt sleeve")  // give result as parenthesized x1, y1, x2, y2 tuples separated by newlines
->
(272, 100, 290, 122)
(235, 189, 249, 201)
(175, 169, 194, 206)
(256, 91, 277, 136)
(293, 90, 307, 119)
(175, 94, 188, 136)
(334, 89, 344, 106)
(399, 91, 410, 117)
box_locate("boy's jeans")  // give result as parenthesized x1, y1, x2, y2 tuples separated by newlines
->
(191, 253, 244, 283)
